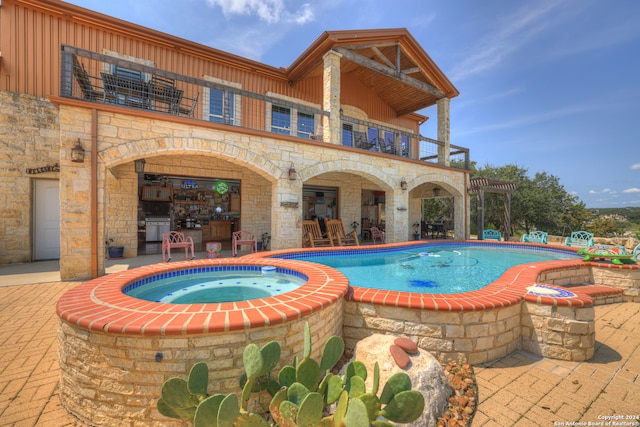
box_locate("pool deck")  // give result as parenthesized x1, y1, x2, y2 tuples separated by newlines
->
(1, 253, 639, 426)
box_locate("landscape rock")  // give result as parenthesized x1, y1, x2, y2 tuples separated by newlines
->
(394, 337, 419, 354)
(352, 334, 452, 427)
(389, 344, 410, 368)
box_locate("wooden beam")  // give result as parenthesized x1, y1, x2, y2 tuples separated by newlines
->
(402, 67, 421, 74)
(333, 46, 445, 98)
(372, 47, 394, 68)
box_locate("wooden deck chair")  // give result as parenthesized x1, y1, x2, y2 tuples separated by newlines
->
(302, 219, 333, 247)
(324, 218, 359, 246)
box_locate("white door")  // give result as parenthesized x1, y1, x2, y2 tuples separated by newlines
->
(34, 179, 60, 260)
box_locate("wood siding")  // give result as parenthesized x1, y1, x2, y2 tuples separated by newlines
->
(1, 0, 418, 132)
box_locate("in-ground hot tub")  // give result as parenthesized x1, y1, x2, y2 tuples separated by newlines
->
(56, 258, 348, 426)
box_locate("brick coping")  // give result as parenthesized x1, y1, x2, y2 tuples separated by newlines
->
(247, 241, 639, 311)
(56, 258, 349, 336)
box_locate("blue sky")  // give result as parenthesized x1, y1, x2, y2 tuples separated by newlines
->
(65, 0, 640, 208)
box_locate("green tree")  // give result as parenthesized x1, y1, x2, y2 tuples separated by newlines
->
(587, 217, 625, 237)
(470, 163, 586, 237)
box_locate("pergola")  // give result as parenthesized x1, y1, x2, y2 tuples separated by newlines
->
(468, 177, 517, 241)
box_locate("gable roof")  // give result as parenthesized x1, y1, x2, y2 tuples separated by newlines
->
(286, 29, 459, 116)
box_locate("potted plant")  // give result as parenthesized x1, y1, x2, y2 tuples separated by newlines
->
(105, 238, 124, 259)
(260, 232, 271, 251)
(412, 222, 421, 240)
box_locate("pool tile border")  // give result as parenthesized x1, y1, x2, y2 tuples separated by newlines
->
(56, 258, 349, 335)
(249, 241, 638, 311)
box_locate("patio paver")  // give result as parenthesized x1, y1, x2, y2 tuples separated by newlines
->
(0, 273, 638, 426)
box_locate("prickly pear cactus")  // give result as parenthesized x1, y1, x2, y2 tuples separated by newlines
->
(157, 322, 425, 426)
(157, 362, 210, 421)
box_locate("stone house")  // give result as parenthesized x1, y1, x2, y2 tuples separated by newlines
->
(0, 0, 471, 280)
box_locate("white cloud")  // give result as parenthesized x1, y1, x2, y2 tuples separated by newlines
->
(631, 163, 640, 170)
(450, 1, 564, 81)
(623, 188, 640, 193)
(589, 188, 617, 195)
(458, 103, 598, 135)
(206, 0, 314, 24)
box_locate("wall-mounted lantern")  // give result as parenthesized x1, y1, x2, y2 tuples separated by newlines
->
(134, 159, 146, 174)
(70, 139, 85, 163)
(400, 177, 408, 190)
(288, 163, 297, 180)
(433, 187, 441, 197)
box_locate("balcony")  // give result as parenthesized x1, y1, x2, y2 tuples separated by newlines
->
(61, 45, 469, 169)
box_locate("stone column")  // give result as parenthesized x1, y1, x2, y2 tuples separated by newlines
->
(323, 50, 342, 145)
(387, 187, 408, 242)
(271, 171, 303, 249)
(436, 98, 450, 166)
(59, 138, 93, 280)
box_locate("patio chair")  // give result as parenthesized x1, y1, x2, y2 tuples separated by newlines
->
(302, 219, 334, 247)
(563, 231, 594, 248)
(232, 230, 258, 256)
(371, 226, 385, 244)
(482, 229, 502, 241)
(161, 231, 195, 262)
(178, 92, 200, 117)
(521, 230, 548, 244)
(325, 218, 359, 246)
(72, 55, 102, 101)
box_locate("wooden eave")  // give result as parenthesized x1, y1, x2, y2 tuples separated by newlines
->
(285, 29, 459, 116)
(17, 0, 289, 81)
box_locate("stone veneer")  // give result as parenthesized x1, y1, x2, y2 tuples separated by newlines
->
(521, 302, 595, 361)
(0, 92, 60, 263)
(53, 103, 467, 280)
(57, 258, 348, 426)
(343, 301, 521, 365)
(58, 303, 344, 426)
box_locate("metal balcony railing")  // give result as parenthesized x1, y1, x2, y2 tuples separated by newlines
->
(61, 45, 469, 170)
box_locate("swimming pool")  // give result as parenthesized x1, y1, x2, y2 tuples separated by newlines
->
(273, 243, 580, 294)
(124, 266, 306, 303)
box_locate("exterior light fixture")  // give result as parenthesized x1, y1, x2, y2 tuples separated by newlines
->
(433, 187, 441, 197)
(70, 138, 85, 163)
(288, 163, 297, 180)
(134, 159, 146, 174)
(400, 177, 408, 190)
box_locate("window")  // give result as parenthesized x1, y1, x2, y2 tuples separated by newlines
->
(208, 88, 235, 125)
(271, 105, 291, 135)
(400, 134, 409, 157)
(367, 128, 379, 150)
(297, 111, 315, 139)
(342, 123, 353, 147)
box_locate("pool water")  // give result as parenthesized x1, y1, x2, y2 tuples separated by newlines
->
(126, 270, 307, 303)
(282, 244, 579, 294)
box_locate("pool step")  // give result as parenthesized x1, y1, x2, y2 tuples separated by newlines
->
(556, 283, 624, 305)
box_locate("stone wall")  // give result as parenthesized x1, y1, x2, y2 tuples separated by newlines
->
(55, 105, 468, 279)
(521, 302, 595, 361)
(343, 302, 521, 365)
(58, 299, 344, 426)
(1, 94, 468, 276)
(591, 266, 640, 300)
(0, 92, 60, 263)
